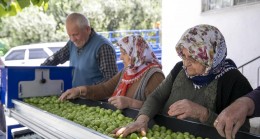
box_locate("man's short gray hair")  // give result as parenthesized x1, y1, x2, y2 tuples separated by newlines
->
(66, 13, 90, 29)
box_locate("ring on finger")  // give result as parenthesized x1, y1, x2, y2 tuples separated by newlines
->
(214, 120, 219, 126)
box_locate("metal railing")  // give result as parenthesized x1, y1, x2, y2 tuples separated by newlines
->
(257, 66, 260, 86)
(238, 56, 260, 86)
(98, 29, 160, 48)
(238, 56, 260, 74)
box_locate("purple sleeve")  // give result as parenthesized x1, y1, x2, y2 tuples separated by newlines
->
(245, 86, 260, 117)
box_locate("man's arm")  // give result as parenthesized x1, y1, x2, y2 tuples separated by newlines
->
(214, 87, 260, 139)
(96, 44, 118, 84)
(41, 43, 70, 66)
(245, 86, 260, 116)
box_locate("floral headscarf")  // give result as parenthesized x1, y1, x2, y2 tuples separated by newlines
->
(176, 24, 236, 89)
(112, 35, 161, 96)
(117, 34, 161, 74)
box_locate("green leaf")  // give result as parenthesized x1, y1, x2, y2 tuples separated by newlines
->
(0, 0, 7, 7)
(37, 0, 44, 7)
(8, 2, 18, 16)
(43, 2, 48, 12)
(31, 0, 39, 5)
(0, 4, 7, 17)
(17, 0, 30, 9)
(3, 0, 10, 3)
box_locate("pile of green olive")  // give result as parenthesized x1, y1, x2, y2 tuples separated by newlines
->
(23, 96, 209, 139)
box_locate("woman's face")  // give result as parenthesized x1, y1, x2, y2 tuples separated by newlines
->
(120, 48, 131, 67)
(181, 48, 206, 76)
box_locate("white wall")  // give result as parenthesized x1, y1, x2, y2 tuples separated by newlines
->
(162, 0, 260, 88)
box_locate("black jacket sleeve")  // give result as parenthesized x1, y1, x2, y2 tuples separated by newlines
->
(216, 69, 253, 114)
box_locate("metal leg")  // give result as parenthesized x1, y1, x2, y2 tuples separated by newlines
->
(0, 104, 6, 133)
(6, 124, 23, 139)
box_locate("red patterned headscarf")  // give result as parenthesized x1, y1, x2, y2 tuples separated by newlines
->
(112, 35, 161, 96)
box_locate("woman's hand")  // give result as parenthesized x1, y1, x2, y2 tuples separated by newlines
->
(108, 96, 131, 109)
(113, 115, 149, 138)
(58, 88, 80, 101)
(168, 99, 209, 122)
(214, 97, 254, 139)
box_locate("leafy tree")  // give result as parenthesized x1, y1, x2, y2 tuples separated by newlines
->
(0, 0, 49, 17)
(0, 6, 67, 48)
(0, 0, 161, 50)
(46, 0, 82, 31)
(83, 0, 161, 31)
(46, 0, 161, 31)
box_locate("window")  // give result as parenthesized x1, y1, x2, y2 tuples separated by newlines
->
(29, 48, 49, 59)
(202, 0, 233, 12)
(5, 49, 25, 61)
(48, 47, 62, 53)
(202, 0, 260, 12)
(234, 0, 260, 5)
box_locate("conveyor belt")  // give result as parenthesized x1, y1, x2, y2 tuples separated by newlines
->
(10, 98, 260, 139)
(72, 99, 260, 139)
(11, 99, 113, 139)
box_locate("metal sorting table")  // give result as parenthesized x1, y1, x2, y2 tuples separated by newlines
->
(9, 99, 113, 139)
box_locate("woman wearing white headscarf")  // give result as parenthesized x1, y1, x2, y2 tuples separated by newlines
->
(59, 35, 165, 109)
(114, 24, 252, 138)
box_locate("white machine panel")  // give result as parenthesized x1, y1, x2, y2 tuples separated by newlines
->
(18, 69, 63, 98)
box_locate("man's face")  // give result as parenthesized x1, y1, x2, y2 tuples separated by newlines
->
(66, 23, 90, 48)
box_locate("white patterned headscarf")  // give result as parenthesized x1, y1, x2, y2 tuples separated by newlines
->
(176, 24, 236, 89)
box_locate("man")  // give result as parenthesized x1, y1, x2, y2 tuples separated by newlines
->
(214, 86, 260, 139)
(41, 13, 118, 87)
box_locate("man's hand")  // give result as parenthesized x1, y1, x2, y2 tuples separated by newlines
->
(214, 97, 254, 139)
(168, 99, 209, 122)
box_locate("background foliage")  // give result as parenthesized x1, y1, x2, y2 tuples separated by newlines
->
(0, 0, 161, 53)
(0, 0, 49, 17)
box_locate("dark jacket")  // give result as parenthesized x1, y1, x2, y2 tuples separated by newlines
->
(170, 60, 253, 114)
(138, 60, 252, 129)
